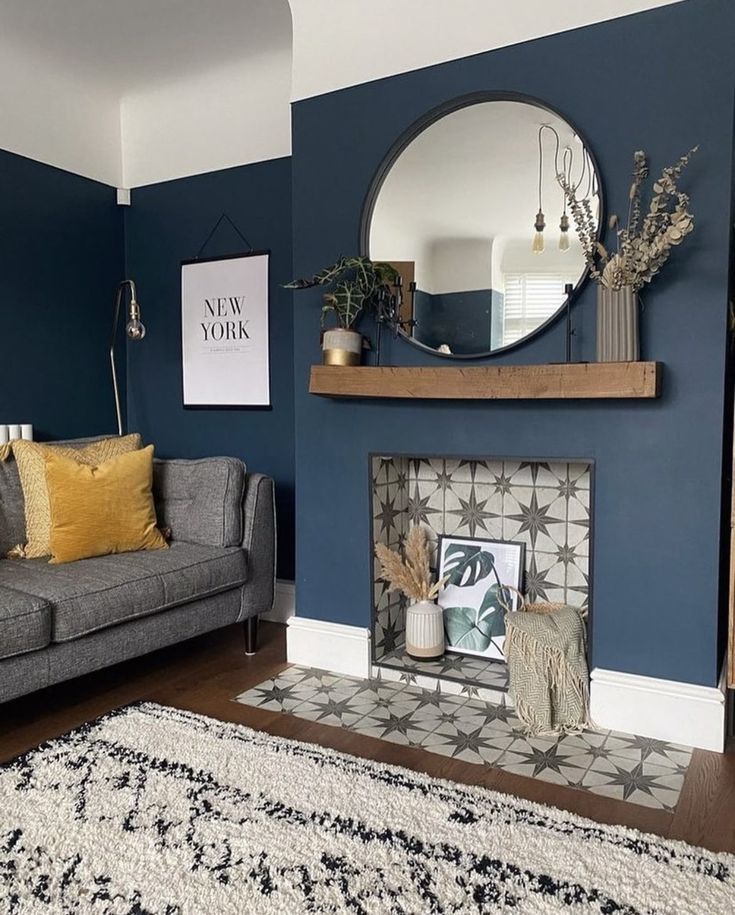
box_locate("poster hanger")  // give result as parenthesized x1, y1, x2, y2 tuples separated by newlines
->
(194, 214, 254, 261)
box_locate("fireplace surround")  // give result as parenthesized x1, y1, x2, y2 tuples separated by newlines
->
(370, 453, 593, 696)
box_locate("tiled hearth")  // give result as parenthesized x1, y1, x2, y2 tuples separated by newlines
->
(236, 666, 692, 811)
(376, 648, 509, 696)
(371, 454, 592, 694)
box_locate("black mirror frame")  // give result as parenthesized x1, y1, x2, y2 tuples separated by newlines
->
(358, 90, 605, 360)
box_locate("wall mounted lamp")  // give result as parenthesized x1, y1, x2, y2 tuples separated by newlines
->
(110, 279, 146, 436)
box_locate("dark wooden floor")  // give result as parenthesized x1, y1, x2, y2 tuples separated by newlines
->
(1, 621, 734, 855)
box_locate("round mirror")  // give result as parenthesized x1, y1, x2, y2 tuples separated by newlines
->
(362, 94, 602, 358)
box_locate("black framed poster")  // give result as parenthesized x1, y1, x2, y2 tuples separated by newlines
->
(181, 251, 270, 407)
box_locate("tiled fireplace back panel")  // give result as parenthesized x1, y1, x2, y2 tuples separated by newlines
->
(371, 455, 592, 662)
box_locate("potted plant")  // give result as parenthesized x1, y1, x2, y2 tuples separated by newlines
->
(286, 256, 398, 365)
(559, 147, 696, 362)
(375, 526, 446, 660)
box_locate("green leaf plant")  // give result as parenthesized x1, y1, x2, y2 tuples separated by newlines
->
(442, 545, 514, 654)
(443, 543, 497, 588)
(286, 256, 399, 331)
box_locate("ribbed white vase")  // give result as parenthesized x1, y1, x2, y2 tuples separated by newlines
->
(405, 600, 445, 660)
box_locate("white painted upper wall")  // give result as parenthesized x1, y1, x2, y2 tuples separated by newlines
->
(120, 0, 293, 187)
(0, 31, 122, 185)
(0, 0, 684, 186)
(288, 0, 684, 101)
(121, 48, 293, 188)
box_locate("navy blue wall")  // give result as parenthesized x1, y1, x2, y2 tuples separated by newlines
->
(414, 288, 494, 353)
(125, 157, 295, 578)
(292, 0, 735, 687)
(0, 150, 124, 439)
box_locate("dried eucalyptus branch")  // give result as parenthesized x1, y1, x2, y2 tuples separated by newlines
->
(559, 147, 697, 292)
(557, 172, 604, 284)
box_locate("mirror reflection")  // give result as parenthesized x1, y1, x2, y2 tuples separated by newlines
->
(367, 99, 601, 357)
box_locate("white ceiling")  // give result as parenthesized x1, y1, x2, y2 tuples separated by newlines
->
(0, 0, 292, 93)
(0, 0, 684, 186)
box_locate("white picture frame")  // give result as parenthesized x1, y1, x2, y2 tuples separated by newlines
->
(181, 251, 270, 407)
(438, 535, 525, 661)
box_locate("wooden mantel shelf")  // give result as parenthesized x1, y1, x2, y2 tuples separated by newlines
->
(309, 362, 662, 400)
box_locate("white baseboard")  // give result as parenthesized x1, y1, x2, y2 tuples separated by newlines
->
(261, 580, 296, 624)
(286, 617, 371, 678)
(590, 666, 726, 752)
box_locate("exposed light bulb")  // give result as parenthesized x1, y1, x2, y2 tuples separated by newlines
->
(125, 300, 146, 340)
(559, 213, 570, 251)
(532, 210, 546, 254)
(126, 318, 146, 340)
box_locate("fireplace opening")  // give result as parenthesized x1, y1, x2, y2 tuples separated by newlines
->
(370, 454, 592, 697)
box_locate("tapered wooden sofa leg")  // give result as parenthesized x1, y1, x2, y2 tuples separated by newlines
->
(244, 615, 259, 656)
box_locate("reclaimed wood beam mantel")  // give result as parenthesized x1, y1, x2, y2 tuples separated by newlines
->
(309, 362, 662, 400)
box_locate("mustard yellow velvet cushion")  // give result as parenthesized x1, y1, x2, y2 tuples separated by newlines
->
(11, 434, 141, 558)
(45, 445, 168, 564)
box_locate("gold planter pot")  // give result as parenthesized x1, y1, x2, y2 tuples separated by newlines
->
(322, 328, 362, 366)
(322, 348, 361, 366)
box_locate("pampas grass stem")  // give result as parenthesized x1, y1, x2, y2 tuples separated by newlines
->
(375, 526, 444, 602)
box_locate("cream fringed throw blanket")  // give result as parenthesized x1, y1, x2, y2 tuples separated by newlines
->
(504, 606, 590, 736)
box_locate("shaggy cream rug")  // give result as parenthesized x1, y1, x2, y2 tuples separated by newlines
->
(0, 702, 731, 913)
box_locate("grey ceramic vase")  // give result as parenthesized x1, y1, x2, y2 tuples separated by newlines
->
(596, 285, 640, 362)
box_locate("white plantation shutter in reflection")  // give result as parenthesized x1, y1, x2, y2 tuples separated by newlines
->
(502, 273, 574, 346)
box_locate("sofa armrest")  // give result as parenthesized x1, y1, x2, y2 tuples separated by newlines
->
(239, 473, 276, 619)
(152, 458, 276, 621)
(153, 457, 246, 547)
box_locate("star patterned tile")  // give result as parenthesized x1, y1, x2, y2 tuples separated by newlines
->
(373, 490, 404, 542)
(580, 757, 686, 810)
(377, 647, 510, 698)
(373, 457, 402, 487)
(371, 455, 592, 666)
(449, 460, 497, 488)
(406, 480, 444, 528)
(503, 487, 567, 552)
(235, 664, 692, 812)
(374, 611, 405, 657)
(444, 484, 503, 539)
(422, 723, 512, 765)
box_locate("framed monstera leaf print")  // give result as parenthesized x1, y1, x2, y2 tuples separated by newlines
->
(438, 536, 525, 661)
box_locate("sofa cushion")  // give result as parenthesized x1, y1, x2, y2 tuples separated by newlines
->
(45, 445, 167, 564)
(0, 459, 26, 556)
(0, 584, 52, 660)
(153, 458, 245, 548)
(0, 542, 247, 643)
(0, 435, 141, 558)
(13, 433, 142, 559)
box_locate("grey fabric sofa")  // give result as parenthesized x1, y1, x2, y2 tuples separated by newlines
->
(0, 445, 276, 704)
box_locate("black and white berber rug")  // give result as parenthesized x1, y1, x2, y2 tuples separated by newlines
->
(0, 703, 731, 914)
